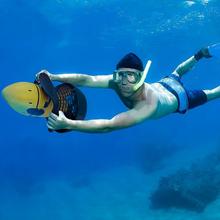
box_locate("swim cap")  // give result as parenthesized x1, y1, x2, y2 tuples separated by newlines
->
(116, 53, 144, 71)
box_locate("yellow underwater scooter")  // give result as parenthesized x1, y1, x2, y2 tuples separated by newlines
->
(1, 72, 87, 132)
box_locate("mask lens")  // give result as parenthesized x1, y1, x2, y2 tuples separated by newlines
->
(117, 71, 140, 84)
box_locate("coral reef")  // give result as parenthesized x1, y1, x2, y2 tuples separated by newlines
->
(150, 151, 220, 212)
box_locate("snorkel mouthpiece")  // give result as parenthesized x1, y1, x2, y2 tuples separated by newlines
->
(133, 60, 152, 91)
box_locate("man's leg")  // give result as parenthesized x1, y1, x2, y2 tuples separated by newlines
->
(187, 87, 220, 110)
(172, 56, 197, 78)
(203, 86, 220, 101)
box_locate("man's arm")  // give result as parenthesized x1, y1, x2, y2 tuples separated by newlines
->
(52, 73, 113, 88)
(47, 100, 158, 133)
(36, 70, 113, 88)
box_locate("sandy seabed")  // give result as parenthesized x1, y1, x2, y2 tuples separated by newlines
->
(0, 161, 220, 220)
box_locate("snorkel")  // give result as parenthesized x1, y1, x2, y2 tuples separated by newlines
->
(132, 60, 152, 91)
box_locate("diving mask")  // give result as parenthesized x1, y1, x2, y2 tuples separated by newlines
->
(114, 70, 142, 84)
(113, 60, 152, 91)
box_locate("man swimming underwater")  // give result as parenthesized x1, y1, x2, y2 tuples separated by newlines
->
(37, 44, 220, 133)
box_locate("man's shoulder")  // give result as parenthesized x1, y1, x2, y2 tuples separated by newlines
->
(136, 85, 159, 109)
(108, 78, 116, 89)
(133, 96, 159, 120)
(144, 83, 159, 100)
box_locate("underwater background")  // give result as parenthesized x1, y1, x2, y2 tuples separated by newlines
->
(1, 0, 220, 219)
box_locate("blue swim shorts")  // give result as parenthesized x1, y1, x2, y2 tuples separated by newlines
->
(158, 73, 207, 113)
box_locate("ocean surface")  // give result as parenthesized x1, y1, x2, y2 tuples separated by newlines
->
(1, 0, 220, 219)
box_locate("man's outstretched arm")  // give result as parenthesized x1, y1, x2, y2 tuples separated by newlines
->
(36, 70, 113, 88)
(47, 101, 158, 133)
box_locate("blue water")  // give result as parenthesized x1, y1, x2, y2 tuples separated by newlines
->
(1, 0, 220, 219)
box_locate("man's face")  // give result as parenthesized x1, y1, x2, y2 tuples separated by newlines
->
(115, 68, 141, 97)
